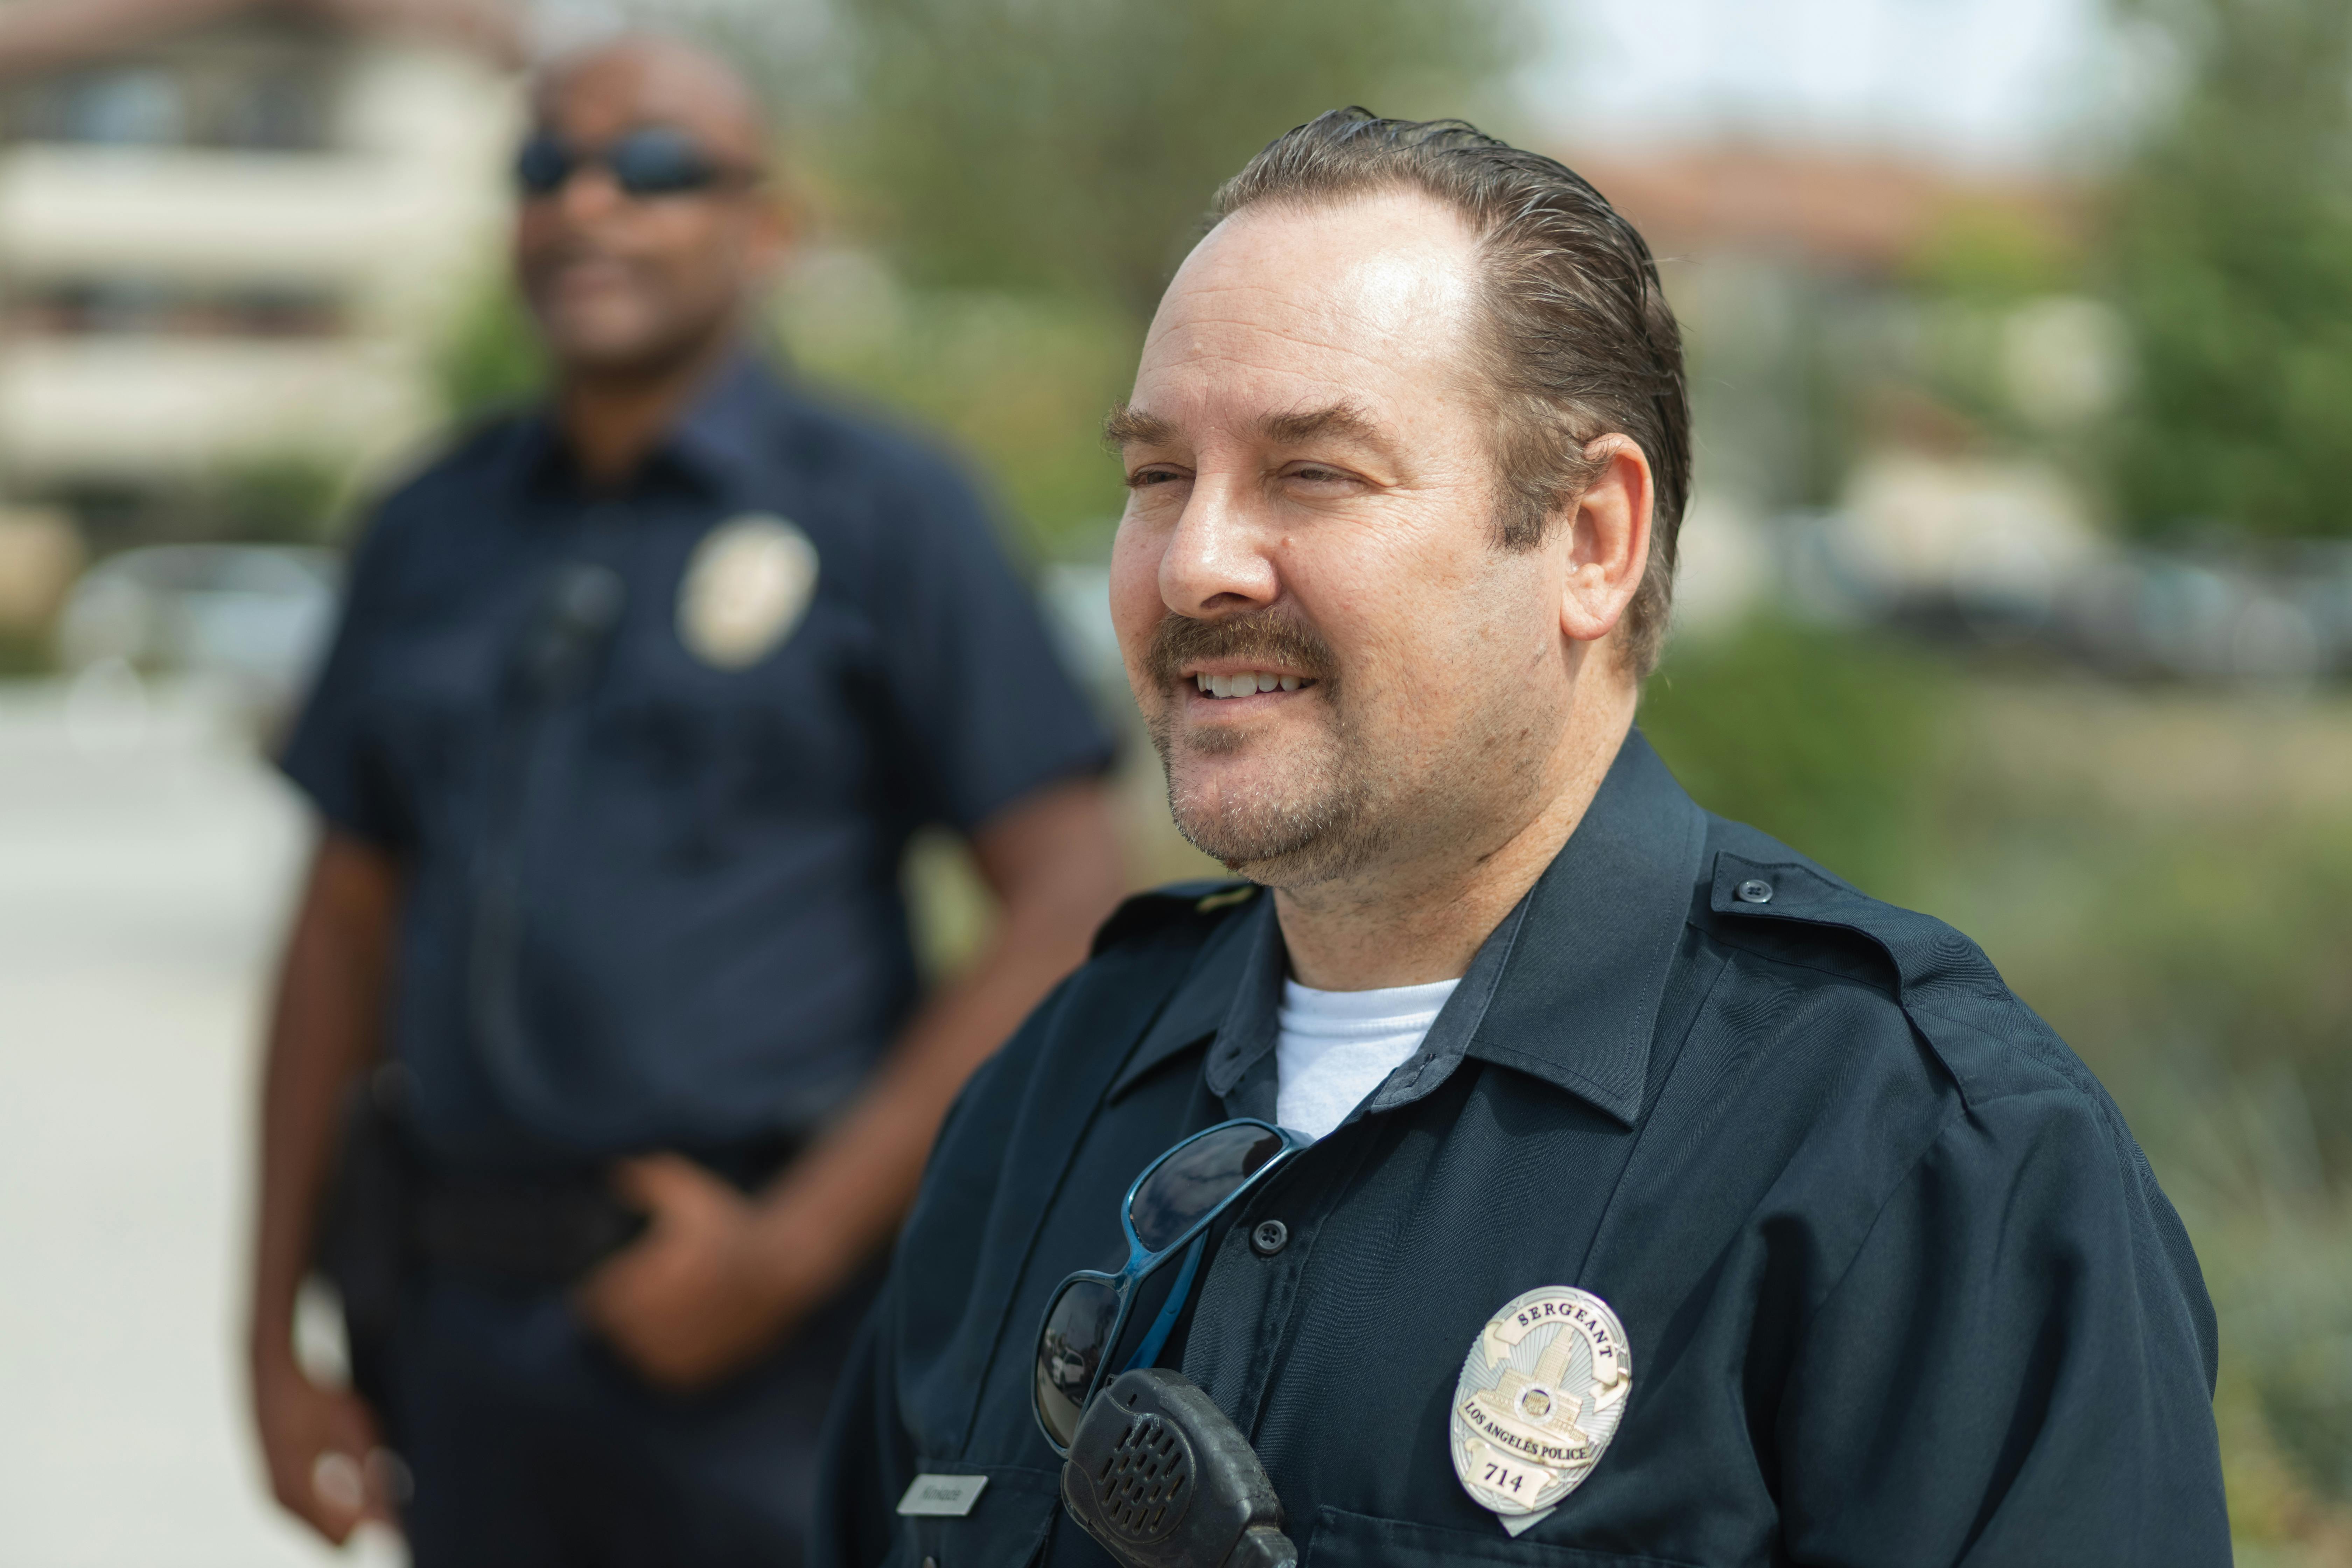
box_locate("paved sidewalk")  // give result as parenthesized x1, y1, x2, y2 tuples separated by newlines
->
(0, 678, 402, 1568)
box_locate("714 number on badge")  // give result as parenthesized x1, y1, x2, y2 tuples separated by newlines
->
(1480, 1459, 1538, 1497)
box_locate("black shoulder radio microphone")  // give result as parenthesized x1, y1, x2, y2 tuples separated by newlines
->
(1061, 1368, 1298, 1568)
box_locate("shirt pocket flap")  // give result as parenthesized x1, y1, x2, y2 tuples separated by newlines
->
(1301, 1507, 1700, 1568)
(887, 1463, 1062, 1568)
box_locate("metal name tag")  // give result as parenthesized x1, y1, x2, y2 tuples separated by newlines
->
(896, 1473, 990, 1517)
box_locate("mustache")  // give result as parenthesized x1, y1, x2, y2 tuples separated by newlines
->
(1144, 609, 1336, 686)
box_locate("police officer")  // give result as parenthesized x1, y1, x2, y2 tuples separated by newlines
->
(245, 35, 1123, 1568)
(815, 111, 2230, 1567)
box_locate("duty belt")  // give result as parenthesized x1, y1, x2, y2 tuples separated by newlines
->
(408, 1126, 809, 1289)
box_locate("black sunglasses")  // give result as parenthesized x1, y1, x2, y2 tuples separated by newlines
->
(1032, 1118, 1311, 1456)
(515, 126, 757, 200)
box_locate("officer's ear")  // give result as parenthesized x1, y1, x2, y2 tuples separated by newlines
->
(1556, 434, 1652, 654)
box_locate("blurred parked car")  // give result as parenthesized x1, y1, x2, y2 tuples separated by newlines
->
(54, 544, 340, 728)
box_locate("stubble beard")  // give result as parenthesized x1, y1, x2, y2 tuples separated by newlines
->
(1142, 606, 1567, 896)
(1142, 610, 1393, 888)
(1150, 699, 1399, 888)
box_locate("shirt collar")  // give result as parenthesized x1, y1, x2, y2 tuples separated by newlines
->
(1104, 729, 1709, 1128)
(504, 345, 786, 504)
(662, 348, 786, 497)
(1454, 728, 1710, 1125)
(1106, 897, 1267, 1102)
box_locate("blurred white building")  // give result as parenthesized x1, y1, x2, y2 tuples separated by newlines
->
(1568, 143, 2102, 639)
(0, 0, 523, 548)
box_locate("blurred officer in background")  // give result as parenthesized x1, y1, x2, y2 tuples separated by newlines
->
(245, 33, 1123, 1568)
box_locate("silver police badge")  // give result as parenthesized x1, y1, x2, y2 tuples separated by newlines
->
(1450, 1285, 1631, 1536)
(677, 513, 818, 670)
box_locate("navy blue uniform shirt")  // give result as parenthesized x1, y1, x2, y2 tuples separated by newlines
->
(282, 354, 1113, 1170)
(815, 732, 2229, 1568)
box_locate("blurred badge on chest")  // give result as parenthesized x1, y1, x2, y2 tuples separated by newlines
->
(677, 513, 818, 670)
(1450, 1285, 1631, 1536)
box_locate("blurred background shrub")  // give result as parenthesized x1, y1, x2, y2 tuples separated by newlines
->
(1638, 618, 1947, 900)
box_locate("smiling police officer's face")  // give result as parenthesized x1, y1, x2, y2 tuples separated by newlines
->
(1110, 190, 1653, 894)
(515, 40, 784, 380)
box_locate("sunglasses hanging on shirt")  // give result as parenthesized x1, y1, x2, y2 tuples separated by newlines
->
(1033, 1119, 1312, 1456)
(516, 125, 761, 200)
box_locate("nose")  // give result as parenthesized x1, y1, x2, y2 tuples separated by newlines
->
(554, 164, 627, 226)
(1157, 477, 1279, 621)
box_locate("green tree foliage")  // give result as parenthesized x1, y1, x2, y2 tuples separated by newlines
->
(2106, 0, 2352, 539)
(434, 271, 546, 425)
(205, 453, 348, 544)
(833, 0, 1514, 323)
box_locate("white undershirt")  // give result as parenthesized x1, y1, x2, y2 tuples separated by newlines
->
(1275, 976, 1462, 1141)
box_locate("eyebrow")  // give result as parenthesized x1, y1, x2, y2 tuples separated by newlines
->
(1259, 401, 1380, 446)
(1103, 403, 1177, 449)
(1103, 400, 1386, 450)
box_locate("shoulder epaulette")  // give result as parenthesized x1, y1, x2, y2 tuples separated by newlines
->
(1704, 850, 2003, 1007)
(1705, 846, 2042, 1107)
(1090, 880, 1259, 957)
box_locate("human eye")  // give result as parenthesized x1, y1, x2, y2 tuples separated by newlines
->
(1125, 466, 1188, 489)
(1282, 460, 1363, 489)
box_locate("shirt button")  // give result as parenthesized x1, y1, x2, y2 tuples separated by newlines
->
(1735, 878, 1774, 905)
(1250, 1219, 1290, 1256)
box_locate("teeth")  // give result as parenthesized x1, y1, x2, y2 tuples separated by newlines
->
(1190, 671, 1309, 699)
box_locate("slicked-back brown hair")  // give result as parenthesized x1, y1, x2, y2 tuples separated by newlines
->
(1212, 108, 1692, 677)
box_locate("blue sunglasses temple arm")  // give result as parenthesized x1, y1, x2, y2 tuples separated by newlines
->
(1121, 1232, 1207, 1376)
(1116, 1126, 1305, 1377)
